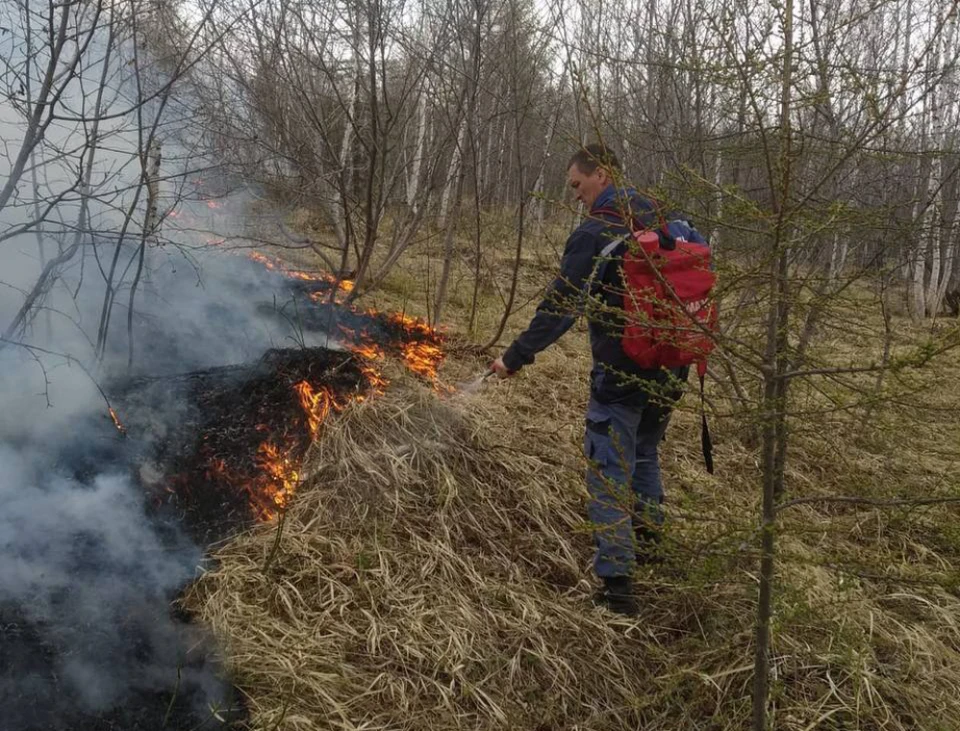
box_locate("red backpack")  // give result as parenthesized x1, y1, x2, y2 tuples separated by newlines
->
(618, 229, 717, 376)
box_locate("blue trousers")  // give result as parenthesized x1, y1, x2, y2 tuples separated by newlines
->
(583, 390, 678, 578)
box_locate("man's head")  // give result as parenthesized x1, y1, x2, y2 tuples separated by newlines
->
(567, 144, 621, 209)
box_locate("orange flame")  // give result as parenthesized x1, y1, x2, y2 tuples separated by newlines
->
(370, 313, 446, 384)
(108, 407, 126, 435)
(386, 312, 436, 337)
(248, 251, 354, 295)
(344, 340, 388, 395)
(400, 341, 444, 381)
(248, 251, 279, 271)
(255, 441, 299, 517)
(294, 380, 339, 439)
(352, 341, 384, 361)
(203, 254, 448, 522)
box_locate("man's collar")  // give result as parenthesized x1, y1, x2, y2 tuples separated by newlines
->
(591, 185, 636, 213)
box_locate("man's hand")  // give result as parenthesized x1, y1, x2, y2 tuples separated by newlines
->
(490, 357, 515, 379)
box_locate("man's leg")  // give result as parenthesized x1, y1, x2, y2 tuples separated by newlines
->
(632, 402, 672, 562)
(631, 371, 686, 563)
(583, 398, 643, 581)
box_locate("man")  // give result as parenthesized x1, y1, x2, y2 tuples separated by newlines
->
(492, 144, 704, 617)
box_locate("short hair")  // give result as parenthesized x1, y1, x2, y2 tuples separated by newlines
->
(568, 143, 621, 175)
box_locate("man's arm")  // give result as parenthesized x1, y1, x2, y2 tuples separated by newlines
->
(498, 229, 597, 374)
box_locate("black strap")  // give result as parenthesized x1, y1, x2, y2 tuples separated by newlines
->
(700, 370, 714, 474)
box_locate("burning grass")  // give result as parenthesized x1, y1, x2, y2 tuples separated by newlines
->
(140, 348, 367, 538)
(247, 251, 355, 296)
(135, 291, 445, 538)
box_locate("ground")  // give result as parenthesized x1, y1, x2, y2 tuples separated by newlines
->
(186, 209, 960, 730)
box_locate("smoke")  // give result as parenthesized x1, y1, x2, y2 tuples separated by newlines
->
(0, 442, 222, 722)
(0, 3, 331, 727)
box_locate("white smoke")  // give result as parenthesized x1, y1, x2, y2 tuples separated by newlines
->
(0, 3, 314, 726)
(0, 443, 207, 708)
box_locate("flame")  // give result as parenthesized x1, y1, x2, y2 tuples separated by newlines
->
(108, 407, 127, 436)
(369, 312, 446, 384)
(248, 251, 354, 295)
(400, 341, 444, 380)
(343, 340, 388, 395)
(358, 363, 388, 395)
(206, 200, 221, 209)
(337, 313, 445, 387)
(247, 383, 342, 518)
(386, 312, 436, 336)
(248, 251, 278, 270)
(294, 380, 340, 438)
(352, 341, 384, 361)
(256, 441, 299, 515)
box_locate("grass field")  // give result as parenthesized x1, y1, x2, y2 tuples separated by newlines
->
(187, 210, 960, 730)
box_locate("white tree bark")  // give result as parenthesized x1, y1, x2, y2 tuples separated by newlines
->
(438, 115, 467, 227)
(933, 6, 959, 314)
(709, 146, 723, 250)
(828, 233, 848, 281)
(406, 82, 429, 211)
(922, 4, 957, 316)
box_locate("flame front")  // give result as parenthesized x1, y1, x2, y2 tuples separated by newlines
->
(218, 252, 447, 521)
(249, 251, 354, 294)
(400, 341, 444, 381)
(351, 341, 385, 361)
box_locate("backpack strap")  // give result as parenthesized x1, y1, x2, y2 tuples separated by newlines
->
(600, 236, 623, 258)
(584, 234, 629, 303)
(698, 360, 714, 474)
(592, 203, 677, 251)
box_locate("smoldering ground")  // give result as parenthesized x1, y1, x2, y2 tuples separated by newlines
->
(0, 438, 232, 728)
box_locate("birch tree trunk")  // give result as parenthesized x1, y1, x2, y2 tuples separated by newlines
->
(709, 146, 723, 250)
(922, 8, 946, 316)
(438, 116, 467, 227)
(406, 82, 429, 210)
(533, 79, 564, 228)
(926, 6, 958, 315)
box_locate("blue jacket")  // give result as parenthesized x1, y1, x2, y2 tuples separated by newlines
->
(501, 185, 706, 405)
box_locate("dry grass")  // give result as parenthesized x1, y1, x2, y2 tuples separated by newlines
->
(185, 330, 960, 729)
(186, 214, 960, 729)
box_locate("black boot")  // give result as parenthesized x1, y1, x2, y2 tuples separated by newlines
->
(594, 576, 639, 617)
